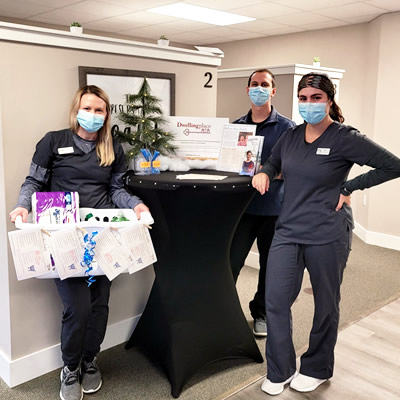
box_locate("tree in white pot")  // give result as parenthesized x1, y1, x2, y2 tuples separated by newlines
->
(70, 22, 83, 34)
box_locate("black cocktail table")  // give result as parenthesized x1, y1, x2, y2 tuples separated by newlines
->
(124, 170, 263, 397)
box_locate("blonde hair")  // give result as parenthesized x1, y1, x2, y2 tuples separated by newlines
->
(69, 85, 115, 166)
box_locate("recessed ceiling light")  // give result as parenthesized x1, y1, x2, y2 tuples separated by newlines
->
(147, 3, 255, 26)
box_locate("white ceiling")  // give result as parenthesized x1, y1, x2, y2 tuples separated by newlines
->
(1, 0, 399, 46)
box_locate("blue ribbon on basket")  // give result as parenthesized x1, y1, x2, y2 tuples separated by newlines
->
(81, 231, 98, 287)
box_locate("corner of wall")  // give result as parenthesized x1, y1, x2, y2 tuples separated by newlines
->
(0, 96, 12, 384)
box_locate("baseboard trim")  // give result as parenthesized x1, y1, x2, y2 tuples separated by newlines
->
(0, 314, 141, 388)
(354, 223, 400, 251)
(244, 224, 400, 271)
(0, 349, 10, 388)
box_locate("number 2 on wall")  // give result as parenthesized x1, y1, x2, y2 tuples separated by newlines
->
(204, 72, 213, 88)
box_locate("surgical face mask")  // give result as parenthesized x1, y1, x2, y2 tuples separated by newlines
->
(248, 86, 270, 107)
(298, 102, 327, 125)
(77, 109, 105, 133)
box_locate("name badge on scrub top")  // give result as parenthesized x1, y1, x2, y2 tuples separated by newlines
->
(58, 147, 74, 155)
(316, 147, 330, 155)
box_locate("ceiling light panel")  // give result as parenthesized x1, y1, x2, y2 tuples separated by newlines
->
(147, 3, 255, 26)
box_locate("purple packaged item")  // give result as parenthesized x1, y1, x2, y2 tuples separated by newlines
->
(32, 192, 80, 224)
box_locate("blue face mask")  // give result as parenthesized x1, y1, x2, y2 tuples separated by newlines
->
(77, 110, 105, 133)
(248, 86, 270, 107)
(298, 102, 327, 125)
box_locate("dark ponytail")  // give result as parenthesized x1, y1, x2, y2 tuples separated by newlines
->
(329, 101, 344, 123)
(298, 73, 344, 123)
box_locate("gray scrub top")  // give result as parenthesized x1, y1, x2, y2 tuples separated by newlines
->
(17, 129, 142, 211)
(268, 122, 380, 244)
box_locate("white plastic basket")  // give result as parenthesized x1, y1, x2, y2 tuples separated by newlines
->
(14, 208, 154, 279)
(15, 208, 154, 231)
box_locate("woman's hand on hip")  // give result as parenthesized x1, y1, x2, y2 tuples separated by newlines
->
(335, 194, 351, 211)
(252, 172, 270, 195)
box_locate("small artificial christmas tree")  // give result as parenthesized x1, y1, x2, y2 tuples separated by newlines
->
(114, 77, 177, 166)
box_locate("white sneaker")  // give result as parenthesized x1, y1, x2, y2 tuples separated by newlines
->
(261, 373, 296, 396)
(290, 372, 327, 392)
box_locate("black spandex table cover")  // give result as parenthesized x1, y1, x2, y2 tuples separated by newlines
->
(124, 170, 263, 398)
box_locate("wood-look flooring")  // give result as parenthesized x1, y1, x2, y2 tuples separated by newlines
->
(224, 298, 400, 400)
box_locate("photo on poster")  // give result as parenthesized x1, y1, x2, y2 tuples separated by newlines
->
(244, 135, 264, 174)
(237, 132, 252, 147)
(239, 150, 256, 176)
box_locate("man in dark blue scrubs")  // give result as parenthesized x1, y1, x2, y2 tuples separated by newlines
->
(230, 68, 295, 336)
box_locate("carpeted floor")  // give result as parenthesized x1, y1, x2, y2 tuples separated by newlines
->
(1, 236, 399, 400)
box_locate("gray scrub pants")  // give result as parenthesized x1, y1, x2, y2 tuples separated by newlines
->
(265, 229, 352, 383)
(230, 213, 278, 320)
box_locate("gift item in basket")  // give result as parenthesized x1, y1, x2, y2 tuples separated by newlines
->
(111, 214, 130, 222)
(32, 191, 79, 224)
(80, 208, 135, 223)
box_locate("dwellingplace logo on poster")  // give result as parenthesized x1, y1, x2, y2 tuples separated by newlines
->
(176, 121, 212, 136)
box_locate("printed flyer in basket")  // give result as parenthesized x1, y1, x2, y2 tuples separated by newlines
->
(9, 206, 157, 281)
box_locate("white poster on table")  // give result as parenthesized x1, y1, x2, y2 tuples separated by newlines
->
(166, 116, 229, 160)
(217, 124, 257, 173)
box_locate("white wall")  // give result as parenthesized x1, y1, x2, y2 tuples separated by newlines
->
(367, 13, 400, 239)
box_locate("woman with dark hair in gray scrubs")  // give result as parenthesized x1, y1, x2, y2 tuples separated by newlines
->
(252, 72, 400, 396)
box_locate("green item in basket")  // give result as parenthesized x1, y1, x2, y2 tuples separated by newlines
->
(85, 213, 94, 221)
(111, 215, 130, 222)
